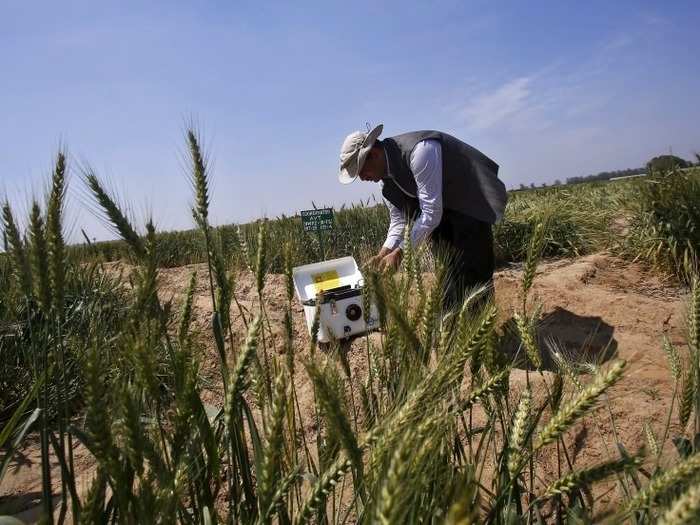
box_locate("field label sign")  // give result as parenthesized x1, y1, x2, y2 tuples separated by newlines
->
(301, 208, 334, 232)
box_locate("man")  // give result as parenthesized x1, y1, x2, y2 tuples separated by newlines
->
(338, 124, 507, 310)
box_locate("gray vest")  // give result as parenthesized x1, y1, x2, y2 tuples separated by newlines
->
(381, 131, 507, 224)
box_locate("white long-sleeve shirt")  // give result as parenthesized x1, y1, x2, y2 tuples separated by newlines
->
(382, 139, 443, 250)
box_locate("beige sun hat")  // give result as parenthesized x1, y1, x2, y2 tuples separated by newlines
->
(338, 124, 384, 184)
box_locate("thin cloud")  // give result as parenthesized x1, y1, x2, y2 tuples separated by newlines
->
(461, 76, 532, 130)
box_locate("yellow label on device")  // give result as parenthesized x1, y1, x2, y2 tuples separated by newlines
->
(311, 270, 341, 293)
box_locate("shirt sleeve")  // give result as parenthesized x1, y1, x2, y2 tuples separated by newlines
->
(399, 139, 443, 248)
(383, 197, 407, 250)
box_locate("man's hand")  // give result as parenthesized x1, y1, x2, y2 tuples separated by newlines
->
(366, 247, 392, 270)
(378, 248, 403, 272)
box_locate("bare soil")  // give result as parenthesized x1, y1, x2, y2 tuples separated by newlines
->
(1, 253, 689, 522)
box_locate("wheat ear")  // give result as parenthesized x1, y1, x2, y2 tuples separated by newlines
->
(1, 201, 32, 293)
(515, 312, 542, 369)
(540, 455, 641, 500)
(521, 221, 546, 308)
(84, 170, 145, 258)
(296, 457, 353, 525)
(679, 367, 694, 429)
(258, 370, 288, 514)
(179, 270, 198, 342)
(508, 388, 532, 478)
(225, 316, 261, 424)
(534, 360, 625, 452)
(625, 451, 700, 512)
(663, 336, 682, 381)
(658, 481, 700, 525)
(305, 360, 362, 476)
(47, 150, 66, 313)
(29, 201, 51, 311)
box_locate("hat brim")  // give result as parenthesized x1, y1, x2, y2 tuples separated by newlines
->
(337, 123, 384, 185)
(339, 167, 357, 184)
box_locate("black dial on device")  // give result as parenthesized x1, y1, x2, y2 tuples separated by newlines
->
(345, 304, 362, 321)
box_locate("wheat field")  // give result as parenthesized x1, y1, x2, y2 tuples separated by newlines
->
(2, 130, 700, 524)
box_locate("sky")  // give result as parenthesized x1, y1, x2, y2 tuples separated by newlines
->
(1, 0, 699, 242)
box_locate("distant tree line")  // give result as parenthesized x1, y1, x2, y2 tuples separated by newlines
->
(565, 167, 646, 185)
(511, 153, 700, 191)
(564, 153, 700, 186)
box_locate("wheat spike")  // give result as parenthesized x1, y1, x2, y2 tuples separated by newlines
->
(419, 283, 439, 351)
(225, 316, 261, 426)
(521, 221, 546, 306)
(550, 373, 564, 411)
(28, 201, 51, 312)
(187, 128, 210, 229)
(508, 388, 532, 478)
(2, 201, 32, 293)
(689, 276, 700, 356)
(663, 336, 682, 381)
(658, 481, 700, 525)
(260, 467, 301, 523)
(305, 359, 363, 477)
(401, 222, 414, 280)
(534, 360, 625, 452)
(459, 369, 510, 411)
(679, 367, 694, 429)
(283, 241, 294, 304)
(362, 273, 373, 325)
(47, 151, 67, 313)
(178, 270, 197, 341)
(255, 221, 268, 297)
(84, 170, 145, 258)
(515, 312, 542, 369)
(551, 350, 584, 392)
(296, 457, 353, 524)
(625, 451, 700, 512)
(644, 421, 660, 457)
(376, 416, 440, 525)
(379, 308, 498, 456)
(541, 455, 641, 500)
(115, 383, 146, 476)
(258, 370, 288, 514)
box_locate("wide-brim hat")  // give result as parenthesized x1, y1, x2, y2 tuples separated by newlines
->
(338, 124, 384, 184)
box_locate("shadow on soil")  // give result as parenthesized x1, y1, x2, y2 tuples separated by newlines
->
(502, 306, 618, 372)
(0, 491, 57, 522)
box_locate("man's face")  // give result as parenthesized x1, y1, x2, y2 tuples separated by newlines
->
(358, 146, 385, 182)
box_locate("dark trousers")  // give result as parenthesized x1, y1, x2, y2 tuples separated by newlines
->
(430, 209, 495, 312)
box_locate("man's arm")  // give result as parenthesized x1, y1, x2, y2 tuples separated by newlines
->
(375, 140, 443, 271)
(366, 199, 406, 268)
(399, 139, 443, 249)
(383, 199, 407, 251)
